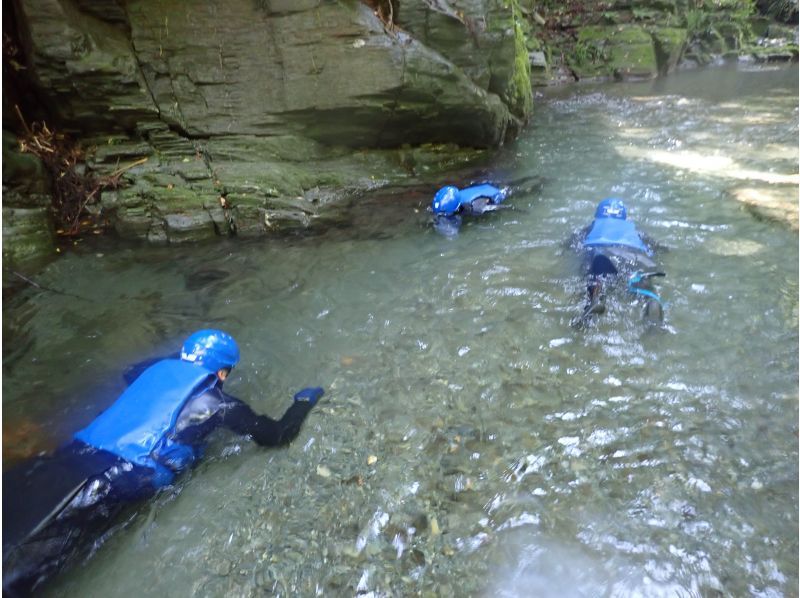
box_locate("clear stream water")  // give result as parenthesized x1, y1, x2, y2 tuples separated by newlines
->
(3, 65, 798, 597)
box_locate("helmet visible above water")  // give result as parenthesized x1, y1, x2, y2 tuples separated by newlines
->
(432, 186, 461, 216)
(595, 197, 627, 220)
(180, 329, 240, 373)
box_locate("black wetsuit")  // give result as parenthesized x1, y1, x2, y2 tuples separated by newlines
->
(2, 357, 314, 596)
(432, 199, 508, 236)
(431, 175, 545, 237)
(569, 224, 667, 324)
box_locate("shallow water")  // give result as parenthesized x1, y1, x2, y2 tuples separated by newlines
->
(4, 65, 798, 597)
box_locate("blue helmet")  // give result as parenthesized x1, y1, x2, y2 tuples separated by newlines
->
(180, 329, 240, 373)
(595, 198, 627, 220)
(431, 186, 461, 216)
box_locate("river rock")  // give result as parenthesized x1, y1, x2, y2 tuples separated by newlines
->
(731, 186, 799, 231)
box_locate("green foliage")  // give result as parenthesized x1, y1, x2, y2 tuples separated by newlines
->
(761, 0, 799, 21)
(601, 11, 620, 23)
(683, 0, 756, 53)
(685, 8, 711, 34)
(632, 8, 663, 21)
(573, 39, 603, 65)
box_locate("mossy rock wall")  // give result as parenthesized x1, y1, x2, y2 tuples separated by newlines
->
(526, 0, 795, 84)
(4, 0, 532, 252)
(396, 0, 533, 120)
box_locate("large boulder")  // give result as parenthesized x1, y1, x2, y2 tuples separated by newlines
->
(123, 0, 517, 147)
(395, 0, 533, 120)
(6, 0, 531, 245)
(13, 0, 521, 144)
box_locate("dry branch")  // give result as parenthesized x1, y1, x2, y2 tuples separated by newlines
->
(14, 106, 146, 236)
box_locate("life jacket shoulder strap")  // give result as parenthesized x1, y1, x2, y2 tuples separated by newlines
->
(75, 360, 215, 469)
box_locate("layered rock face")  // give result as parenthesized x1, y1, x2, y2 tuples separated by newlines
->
(526, 0, 797, 85)
(2, 0, 532, 261)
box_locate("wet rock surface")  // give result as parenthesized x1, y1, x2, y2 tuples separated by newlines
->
(2, 131, 56, 268)
(4, 0, 531, 255)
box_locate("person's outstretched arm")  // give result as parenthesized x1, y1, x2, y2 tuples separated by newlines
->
(218, 387, 323, 447)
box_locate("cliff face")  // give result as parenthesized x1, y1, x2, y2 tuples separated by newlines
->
(16, 0, 529, 146)
(3, 0, 532, 263)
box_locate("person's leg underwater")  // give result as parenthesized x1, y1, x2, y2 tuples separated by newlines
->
(3, 443, 152, 595)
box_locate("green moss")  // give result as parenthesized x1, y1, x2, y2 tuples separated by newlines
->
(632, 8, 664, 21)
(749, 16, 770, 36)
(504, 0, 534, 120)
(2, 207, 56, 267)
(746, 44, 799, 59)
(112, 202, 152, 239)
(150, 187, 215, 212)
(571, 25, 658, 79)
(651, 26, 689, 73)
(765, 23, 799, 40)
(610, 44, 657, 76)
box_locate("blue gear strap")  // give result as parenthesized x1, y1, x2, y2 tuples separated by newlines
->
(584, 218, 651, 255)
(628, 272, 663, 305)
(75, 359, 216, 486)
(629, 287, 663, 304)
(458, 184, 505, 206)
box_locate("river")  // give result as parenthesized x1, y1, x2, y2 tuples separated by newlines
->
(3, 64, 797, 597)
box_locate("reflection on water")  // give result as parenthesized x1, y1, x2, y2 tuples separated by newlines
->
(3, 66, 797, 597)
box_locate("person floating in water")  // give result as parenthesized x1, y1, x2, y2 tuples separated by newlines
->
(571, 197, 667, 327)
(430, 183, 510, 236)
(3, 329, 324, 596)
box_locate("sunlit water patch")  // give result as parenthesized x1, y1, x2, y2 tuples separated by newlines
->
(2, 66, 796, 597)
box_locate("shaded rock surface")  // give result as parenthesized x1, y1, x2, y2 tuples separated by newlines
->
(3, 0, 532, 260)
(2, 130, 56, 267)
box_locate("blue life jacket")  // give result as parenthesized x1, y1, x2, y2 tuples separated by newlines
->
(458, 184, 506, 206)
(75, 359, 217, 487)
(584, 218, 650, 255)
